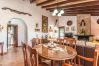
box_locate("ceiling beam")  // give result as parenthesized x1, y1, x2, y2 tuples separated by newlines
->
(46, 0, 99, 10)
(62, 13, 99, 16)
(42, 0, 80, 8)
(36, 0, 55, 6)
(50, 5, 99, 12)
(64, 10, 99, 13)
(65, 9, 99, 12)
(42, 0, 67, 8)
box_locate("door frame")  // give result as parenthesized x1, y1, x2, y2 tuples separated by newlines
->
(59, 26, 65, 38)
(7, 24, 18, 51)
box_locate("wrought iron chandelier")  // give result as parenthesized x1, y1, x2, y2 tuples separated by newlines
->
(52, 9, 64, 16)
(52, 0, 64, 16)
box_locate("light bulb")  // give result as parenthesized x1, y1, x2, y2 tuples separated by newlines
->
(60, 9, 64, 14)
(52, 12, 56, 16)
(53, 9, 58, 14)
(57, 13, 61, 16)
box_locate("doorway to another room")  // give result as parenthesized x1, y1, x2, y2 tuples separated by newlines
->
(6, 18, 28, 51)
(7, 24, 18, 49)
(59, 26, 65, 38)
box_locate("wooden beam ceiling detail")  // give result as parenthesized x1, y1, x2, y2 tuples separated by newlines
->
(42, 0, 66, 8)
(62, 13, 99, 16)
(36, 0, 55, 6)
(34, 0, 99, 16)
(46, 0, 99, 10)
(42, 0, 80, 8)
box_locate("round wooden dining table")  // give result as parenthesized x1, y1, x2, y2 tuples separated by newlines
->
(33, 43, 77, 66)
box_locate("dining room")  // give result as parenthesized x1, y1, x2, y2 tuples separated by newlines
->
(0, 0, 99, 66)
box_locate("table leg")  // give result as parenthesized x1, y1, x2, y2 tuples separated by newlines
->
(1, 44, 3, 55)
(51, 60, 54, 66)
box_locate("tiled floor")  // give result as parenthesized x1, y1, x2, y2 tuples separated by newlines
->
(0, 47, 61, 66)
(0, 47, 24, 66)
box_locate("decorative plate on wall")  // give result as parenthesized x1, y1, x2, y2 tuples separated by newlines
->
(97, 19, 99, 24)
(67, 20, 73, 26)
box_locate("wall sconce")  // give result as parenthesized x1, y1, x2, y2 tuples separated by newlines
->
(0, 25, 3, 31)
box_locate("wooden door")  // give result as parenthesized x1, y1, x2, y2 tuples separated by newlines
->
(13, 25, 18, 47)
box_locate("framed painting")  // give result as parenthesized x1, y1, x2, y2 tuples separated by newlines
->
(77, 14, 91, 35)
(42, 15, 48, 33)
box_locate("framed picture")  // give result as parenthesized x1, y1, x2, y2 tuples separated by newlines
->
(71, 26, 75, 31)
(66, 27, 69, 31)
(97, 19, 99, 24)
(77, 14, 91, 35)
(42, 15, 48, 33)
(67, 20, 73, 26)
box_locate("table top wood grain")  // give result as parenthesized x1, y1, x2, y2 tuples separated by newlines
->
(33, 44, 77, 61)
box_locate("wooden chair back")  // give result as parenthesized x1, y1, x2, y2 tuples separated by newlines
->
(22, 42, 29, 66)
(0, 42, 4, 55)
(62, 48, 99, 66)
(64, 38, 69, 45)
(28, 46, 38, 66)
(32, 38, 42, 46)
(57, 38, 64, 45)
(78, 48, 99, 66)
(67, 38, 76, 49)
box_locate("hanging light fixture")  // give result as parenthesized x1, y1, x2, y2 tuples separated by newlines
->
(52, 0, 64, 16)
(60, 9, 64, 14)
(52, 9, 58, 16)
(52, 9, 64, 16)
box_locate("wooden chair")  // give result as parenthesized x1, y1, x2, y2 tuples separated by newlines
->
(28, 45, 49, 66)
(62, 48, 99, 66)
(32, 38, 42, 47)
(64, 38, 69, 45)
(66, 38, 76, 49)
(22, 42, 29, 66)
(57, 38, 64, 45)
(64, 38, 77, 64)
(0, 42, 4, 55)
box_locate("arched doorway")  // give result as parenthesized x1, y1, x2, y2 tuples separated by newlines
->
(7, 18, 28, 50)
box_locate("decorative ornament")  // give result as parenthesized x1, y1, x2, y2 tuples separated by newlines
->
(2, 7, 32, 16)
(67, 20, 73, 26)
(97, 19, 99, 24)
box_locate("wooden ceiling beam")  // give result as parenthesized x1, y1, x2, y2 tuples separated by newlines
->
(42, 0, 80, 8)
(65, 10, 99, 13)
(64, 5, 99, 10)
(64, 11, 99, 13)
(62, 13, 99, 16)
(64, 6, 99, 11)
(42, 0, 67, 8)
(36, 0, 55, 6)
(46, 0, 99, 10)
(50, 5, 99, 12)
(39, 0, 66, 6)
(63, 12, 99, 15)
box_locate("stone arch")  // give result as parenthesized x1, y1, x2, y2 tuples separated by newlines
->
(7, 18, 28, 46)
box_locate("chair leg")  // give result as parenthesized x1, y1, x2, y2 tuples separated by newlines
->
(51, 60, 54, 66)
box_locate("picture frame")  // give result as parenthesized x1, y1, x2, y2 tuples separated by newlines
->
(42, 15, 48, 33)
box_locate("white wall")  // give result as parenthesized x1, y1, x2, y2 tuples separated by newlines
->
(91, 16, 99, 39)
(0, 0, 56, 53)
(59, 16, 77, 35)
(58, 16, 99, 39)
